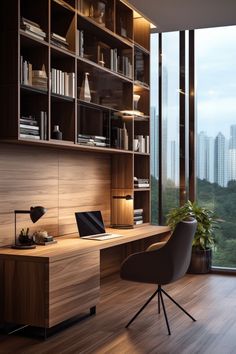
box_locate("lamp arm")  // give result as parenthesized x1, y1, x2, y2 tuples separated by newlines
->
(14, 210, 31, 214)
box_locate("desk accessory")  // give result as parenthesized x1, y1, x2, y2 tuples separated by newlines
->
(12, 206, 47, 249)
(33, 230, 57, 245)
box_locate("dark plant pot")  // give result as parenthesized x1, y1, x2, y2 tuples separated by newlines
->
(188, 248, 212, 274)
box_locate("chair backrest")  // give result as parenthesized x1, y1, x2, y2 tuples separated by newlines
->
(163, 218, 197, 282)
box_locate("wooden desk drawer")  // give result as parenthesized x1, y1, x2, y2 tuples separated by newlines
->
(48, 251, 100, 327)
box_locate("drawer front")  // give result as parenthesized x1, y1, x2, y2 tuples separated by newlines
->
(49, 251, 100, 327)
(4, 260, 47, 327)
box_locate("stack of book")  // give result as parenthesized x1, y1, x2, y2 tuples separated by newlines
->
(110, 49, 133, 79)
(21, 17, 46, 41)
(20, 116, 40, 140)
(32, 68, 48, 90)
(51, 33, 69, 50)
(134, 177, 150, 188)
(77, 134, 109, 147)
(134, 208, 143, 225)
(135, 135, 150, 153)
(51, 69, 75, 97)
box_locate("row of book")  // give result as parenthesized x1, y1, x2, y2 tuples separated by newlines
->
(21, 17, 46, 41)
(134, 177, 149, 188)
(110, 49, 133, 78)
(77, 134, 109, 147)
(51, 69, 75, 98)
(135, 135, 150, 154)
(20, 57, 48, 90)
(20, 113, 48, 140)
(134, 208, 143, 225)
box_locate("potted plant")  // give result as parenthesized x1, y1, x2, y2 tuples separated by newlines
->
(166, 200, 217, 274)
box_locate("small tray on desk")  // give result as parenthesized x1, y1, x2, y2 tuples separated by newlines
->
(36, 240, 58, 246)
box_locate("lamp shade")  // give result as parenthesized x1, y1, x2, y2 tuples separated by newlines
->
(30, 206, 47, 223)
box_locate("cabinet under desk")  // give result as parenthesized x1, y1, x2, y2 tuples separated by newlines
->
(0, 225, 170, 331)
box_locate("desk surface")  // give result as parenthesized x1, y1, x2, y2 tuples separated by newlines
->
(0, 225, 170, 263)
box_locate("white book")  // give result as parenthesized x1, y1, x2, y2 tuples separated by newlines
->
(20, 124, 39, 130)
(51, 68, 56, 93)
(20, 134, 40, 140)
(64, 72, 69, 96)
(56, 69, 60, 94)
(61, 71, 65, 95)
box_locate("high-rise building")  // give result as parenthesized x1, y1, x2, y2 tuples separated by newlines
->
(197, 131, 207, 180)
(206, 136, 214, 183)
(214, 132, 227, 187)
(228, 124, 236, 181)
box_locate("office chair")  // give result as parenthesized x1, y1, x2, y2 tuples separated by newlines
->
(120, 218, 197, 335)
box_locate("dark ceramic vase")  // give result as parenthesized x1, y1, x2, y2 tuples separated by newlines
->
(188, 248, 212, 274)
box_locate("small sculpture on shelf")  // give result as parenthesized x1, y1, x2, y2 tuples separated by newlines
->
(80, 72, 91, 102)
(94, 1, 106, 26)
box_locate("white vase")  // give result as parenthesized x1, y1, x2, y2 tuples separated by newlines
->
(80, 72, 91, 102)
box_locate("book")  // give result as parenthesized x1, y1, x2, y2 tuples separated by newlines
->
(134, 215, 143, 221)
(134, 220, 143, 225)
(20, 124, 39, 130)
(20, 134, 40, 140)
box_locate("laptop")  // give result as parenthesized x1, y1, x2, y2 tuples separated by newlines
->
(75, 211, 122, 241)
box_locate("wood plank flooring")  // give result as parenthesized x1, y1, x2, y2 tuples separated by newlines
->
(0, 273, 236, 354)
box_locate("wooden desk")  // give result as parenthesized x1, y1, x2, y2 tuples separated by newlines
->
(0, 225, 170, 330)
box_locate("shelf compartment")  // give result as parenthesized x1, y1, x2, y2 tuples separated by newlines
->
(133, 14, 150, 52)
(51, 0, 76, 53)
(134, 46, 150, 87)
(111, 113, 133, 151)
(20, 0, 49, 40)
(20, 87, 49, 141)
(77, 58, 133, 111)
(134, 190, 150, 225)
(77, 102, 110, 147)
(133, 85, 150, 116)
(115, 0, 133, 41)
(79, 0, 115, 32)
(51, 100, 75, 142)
(134, 154, 150, 181)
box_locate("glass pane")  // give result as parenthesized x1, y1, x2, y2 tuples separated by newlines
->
(195, 26, 236, 268)
(162, 32, 180, 220)
(150, 32, 159, 224)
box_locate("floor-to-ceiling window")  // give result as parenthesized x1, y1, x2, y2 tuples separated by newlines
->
(161, 32, 180, 219)
(195, 26, 236, 268)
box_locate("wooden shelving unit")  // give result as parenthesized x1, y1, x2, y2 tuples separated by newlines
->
(0, 0, 151, 228)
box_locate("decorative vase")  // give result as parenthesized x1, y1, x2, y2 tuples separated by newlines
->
(80, 72, 91, 102)
(52, 125, 62, 140)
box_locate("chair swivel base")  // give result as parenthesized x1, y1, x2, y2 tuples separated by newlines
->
(125, 285, 196, 335)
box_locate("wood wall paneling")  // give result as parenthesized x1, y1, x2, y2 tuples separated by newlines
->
(0, 144, 111, 246)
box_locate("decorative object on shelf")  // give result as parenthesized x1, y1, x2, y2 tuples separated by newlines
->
(52, 125, 63, 140)
(111, 194, 133, 229)
(98, 52, 105, 67)
(12, 206, 47, 249)
(94, 1, 106, 26)
(80, 72, 91, 102)
(134, 177, 150, 188)
(120, 122, 129, 150)
(133, 94, 140, 110)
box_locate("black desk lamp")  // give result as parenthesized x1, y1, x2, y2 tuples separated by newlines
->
(12, 206, 47, 249)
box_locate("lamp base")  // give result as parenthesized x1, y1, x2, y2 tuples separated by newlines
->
(11, 244, 36, 249)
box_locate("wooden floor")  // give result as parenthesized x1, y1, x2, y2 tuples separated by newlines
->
(1, 273, 236, 354)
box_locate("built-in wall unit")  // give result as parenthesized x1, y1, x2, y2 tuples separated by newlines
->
(0, 0, 170, 337)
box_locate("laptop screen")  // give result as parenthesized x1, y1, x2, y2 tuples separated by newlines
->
(75, 211, 106, 237)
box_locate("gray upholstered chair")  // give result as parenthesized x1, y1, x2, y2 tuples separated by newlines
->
(120, 218, 197, 335)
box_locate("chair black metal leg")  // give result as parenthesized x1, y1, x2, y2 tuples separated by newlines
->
(125, 288, 159, 328)
(159, 289, 171, 335)
(161, 288, 196, 322)
(157, 285, 161, 314)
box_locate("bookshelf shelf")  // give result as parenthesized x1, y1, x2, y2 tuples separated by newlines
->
(1, 0, 151, 228)
(21, 84, 48, 95)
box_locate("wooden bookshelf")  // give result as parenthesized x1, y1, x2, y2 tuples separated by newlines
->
(0, 0, 151, 228)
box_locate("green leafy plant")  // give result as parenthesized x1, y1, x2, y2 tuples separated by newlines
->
(166, 200, 218, 250)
